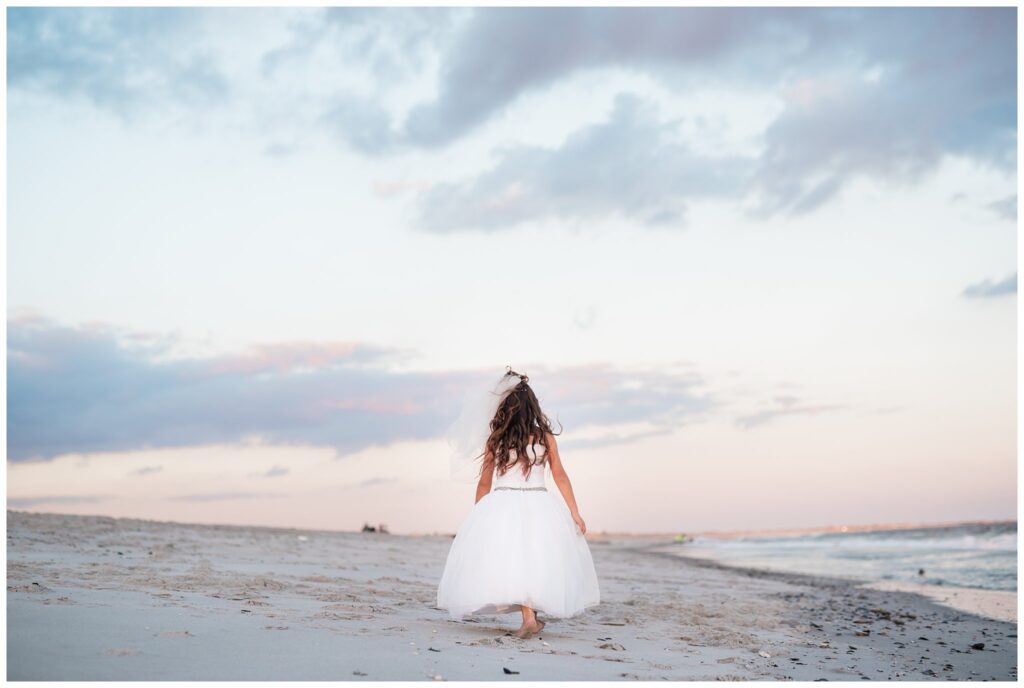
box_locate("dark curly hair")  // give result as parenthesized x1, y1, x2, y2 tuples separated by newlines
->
(484, 366, 562, 480)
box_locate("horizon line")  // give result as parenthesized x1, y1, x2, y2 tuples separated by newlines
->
(6, 508, 1015, 541)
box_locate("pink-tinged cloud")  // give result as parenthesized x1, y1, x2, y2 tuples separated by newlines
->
(8, 314, 718, 462)
(204, 341, 397, 376)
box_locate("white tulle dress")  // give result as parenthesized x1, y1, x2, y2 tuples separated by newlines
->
(436, 443, 601, 621)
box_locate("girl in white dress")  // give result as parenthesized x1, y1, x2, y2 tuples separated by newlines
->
(437, 368, 601, 638)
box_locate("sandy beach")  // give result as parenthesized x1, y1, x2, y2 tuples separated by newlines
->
(7, 509, 1017, 681)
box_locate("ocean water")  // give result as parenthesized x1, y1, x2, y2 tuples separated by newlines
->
(679, 522, 1017, 592)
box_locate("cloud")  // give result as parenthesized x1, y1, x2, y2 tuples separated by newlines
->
(8, 315, 715, 462)
(536, 362, 715, 448)
(560, 427, 675, 451)
(270, 8, 465, 154)
(129, 465, 163, 476)
(7, 7, 230, 123)
(169, 491, 287, 502)
(395, 4, 1015, 219)
(7, 313, 414, 461)
(350, 477, 398, 487)
(8, 495, 109, 508)
(736, 397, 845, 429)
(413, 93, 751, 232)
(245, 465, 289, 478)
(264, 142, 297, 159)
(10, 7, 1013, 225)
(744, 8, 1015, 217)
(962, 273, 1017, 299)
(399, 7, 838, 149)
(406, 7, 1015, 230)
(261, 7, 459, 83)
(319, 94, 402, 155)
(988, 195, 1017, 221)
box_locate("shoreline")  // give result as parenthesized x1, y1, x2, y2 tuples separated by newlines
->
(645, 542, 1018, 625)
(8, 510, 1018, 681)
(858, 580, 1017, 625)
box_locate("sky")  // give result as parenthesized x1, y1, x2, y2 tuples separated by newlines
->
(6, 5, 1017, 535)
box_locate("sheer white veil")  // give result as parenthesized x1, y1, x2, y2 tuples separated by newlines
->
(446, 368, 524, 484)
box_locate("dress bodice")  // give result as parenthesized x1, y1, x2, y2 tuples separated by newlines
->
(492, 443, 547, 489)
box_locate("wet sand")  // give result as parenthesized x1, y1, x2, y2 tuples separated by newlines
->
(7, 510, 1018, 681)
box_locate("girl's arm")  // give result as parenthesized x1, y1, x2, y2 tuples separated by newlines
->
(546, 432, 587, 534)
(474, 447, 495, 504)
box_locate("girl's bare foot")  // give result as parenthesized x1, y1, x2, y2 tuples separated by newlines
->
(512, 618, 545, 638)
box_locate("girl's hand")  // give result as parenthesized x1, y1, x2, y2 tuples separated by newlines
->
(572, 512, 587, 535)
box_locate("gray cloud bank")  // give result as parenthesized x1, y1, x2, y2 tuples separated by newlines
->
(414, 93, 750, 232)
(7, 315, 714, 462)
(8, 7, 1016, 231)
(410, 7, 1015, 230)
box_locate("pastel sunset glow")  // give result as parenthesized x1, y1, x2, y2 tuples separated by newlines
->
(7, 6, 1016, 534)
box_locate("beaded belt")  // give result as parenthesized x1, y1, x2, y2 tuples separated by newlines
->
(493, 486, 547, 492)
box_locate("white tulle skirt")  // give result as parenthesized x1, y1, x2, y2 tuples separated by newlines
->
(436, 488, 601, 620)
